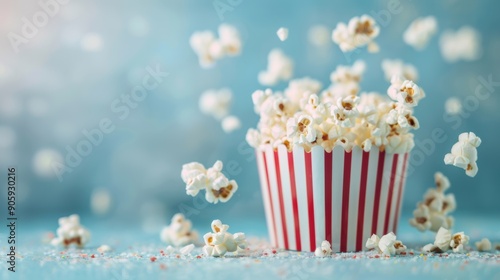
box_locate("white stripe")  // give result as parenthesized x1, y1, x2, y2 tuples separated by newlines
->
(395, 154, 409, 233)
(388, 154, 404, 233)
(331, 146, 344, 252)
(293, 146, 310, 251)
(376, 152, 393, 236)
(256, 149, 276, 247)
(311, 146, 325, 249)
(277, 145, 295, 250)
(347, 147, 362, 251)
(265, 147, 284, 248)
(362, 148, 379, 249)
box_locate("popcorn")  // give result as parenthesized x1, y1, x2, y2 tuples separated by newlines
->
(332, 15, 380, 53)
(475, 238, 492, 252)
(258, 49, 293, 86)
(160, 213, 199, 247)
(381, 59, 418, 82)
(286, 113, 317, 149)
(51, 214, 90, 248)
(422, 243, 439, 253)
(276, 27, 289, 41)
(403, 16, 438, 50)
(450, 232, 469, 253)
(221, 115, 241, 133)
(314, 240, 333, 257)
(97, 245, 112, 253)
(365, 233, 406, 256)
(331, 95, 359, 128)
(190, 24, 242, 68)
(202, 220, 246, 257)
(181, 161, 238, 204)
(439, 26, 481, 62)
(199, 88, 232, 120)
(409, 172, 456, 232)
(444, 132, 481, 177)
(308, 25, 330, 47)
(387, 76, 424, 107)
(179, 244, 195, 255)
(365, 234, 380, 250)
(434, 227, 452, 252)
(444, 97, 462, 115)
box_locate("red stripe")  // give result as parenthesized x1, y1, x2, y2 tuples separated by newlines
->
(304, 151, 316, 251)
(288, 151, 301, 251)
(324, 151, 333, 244)
(356, 151, 370, 251)
(383, 154, 399, 234)
(393, 153, 409, 233)
(274, 150, 289, 249)
(371, 151, 385, 235)
(340, 151, 352, 252)
(262, 151, 278, 247)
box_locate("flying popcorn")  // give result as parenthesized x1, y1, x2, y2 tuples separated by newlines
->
(221, 115, 241, 133)
(181, 160, 238, 204)
(32, 148, 64, 178)
(381, 59, 418, 82)
(403, 16, 438, 50)
(189, 24, 242, 68)
(308, 25, 331, 47)
(314, 240, 333, 257)
(475, 238, 492, 252)
(365, 232, 406, 256)
(51, 214, 91, 248)
(202, 220, 246, 257)
(439, 26, 481, 62)
(199, 88, 232, 120)
(258, 49, 294, 86)
(444, 97, 462, 115)
(409, 172, 456, 232)
(332, 15, 380, 53)
(444, 132, 481, 177)
(160, 213, 199, 247)
(276, 27, 289, 41)
(387, 75, 425, 107)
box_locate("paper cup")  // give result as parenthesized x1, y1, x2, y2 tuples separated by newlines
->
(256, 145, 409, 252)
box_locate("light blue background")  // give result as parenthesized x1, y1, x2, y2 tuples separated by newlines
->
(0, 0, 499, 230)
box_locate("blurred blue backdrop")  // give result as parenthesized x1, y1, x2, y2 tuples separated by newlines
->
(0, 0, 499, 231)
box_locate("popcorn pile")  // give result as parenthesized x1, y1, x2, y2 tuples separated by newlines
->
(439, 26, 481, 62)
(189, 24, 242, 68)
(365, 232, 407, 257)
(181, 161, 238, 204)
(51, 214, 91, 248)
(444, 132, 481, 177)
(202, 220, 247, 257)
(199, 88, 241, 133)
(381, 59, 418, 82)
(258, 49, 294, 86)
(332, 15, 380, 53)
(247, 60, 423, 154)
(409, 172, 456, 232)
(403, 16, 438, 50)
(422, 227, 470, 253)
(160, 213, 199, 247)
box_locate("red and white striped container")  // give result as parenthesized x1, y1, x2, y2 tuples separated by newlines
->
(256, 145, 409, 252)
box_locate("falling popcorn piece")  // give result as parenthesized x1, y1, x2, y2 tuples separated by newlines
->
(403, 16, 438, 50)
(332, 15, 380, 53)
(409, 204, 432, 232)
(450, 232, 469, 253)
(51, 214, 91, 248)
(179, 244, 195, 255)
(203, 220, 246, 257)
(160, 213, 199, 247)
(444, 97, 462, 115)
(90, 188, 112, 216)
(475, 238, 492, 252)
(276, 27, 289, 41)
(444, 132, 481, 177)
(381, 59, 418, 82)
(97, 245, 112, 253)
(221, 115, 241, 133)
(308, 25, 330, 47)
(258, 49, 293, 86)
(199, 88, 232, 120)
(314, 240, 333, 257)
(439, 26, 481, 62)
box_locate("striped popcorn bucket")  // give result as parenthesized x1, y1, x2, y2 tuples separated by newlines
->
(256, 145, 409, 252)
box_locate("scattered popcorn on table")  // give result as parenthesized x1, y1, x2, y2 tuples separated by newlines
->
(423, 227, 470, 254)
(221, 115, 241, 133)
(179, 244, 195, 255)
(308, 25, 330, 47)
(51, 214, 90, 248)
(444, 97, 462, 115)
(276, 27, 289, 41)
(439, 26, 481, 62)
(365, 233, 406, 257)
(444, 132, 481, 177)
(314, 240, 333, 257)
(181, 161, 238, 203)
(450, 232, 469, 253)
(202, 220, 246, 257)
(97, 245, 112, 253)
(258, 49, 294, 86)
(381, 59, 418, 82)
(189, 24, 242, 68)
(475, 238, 492, 252)
(365, 234, 380, 251)
(403, 16, 438, 50)
(332, 15, 380, 53)
(199, 88, 232, 120)
(410, 172, 456, 232)
(160, 213, 199, 247)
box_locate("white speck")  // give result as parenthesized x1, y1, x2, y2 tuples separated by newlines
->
(32, 149, 64, 178)
(81, 33, 103, 52)
(91, 188, 112, 215)
(445, 97, 462, 115)
(221, 115, 241, 133)
(308, 25, 330, 47)
(277, 27, 289, 41)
